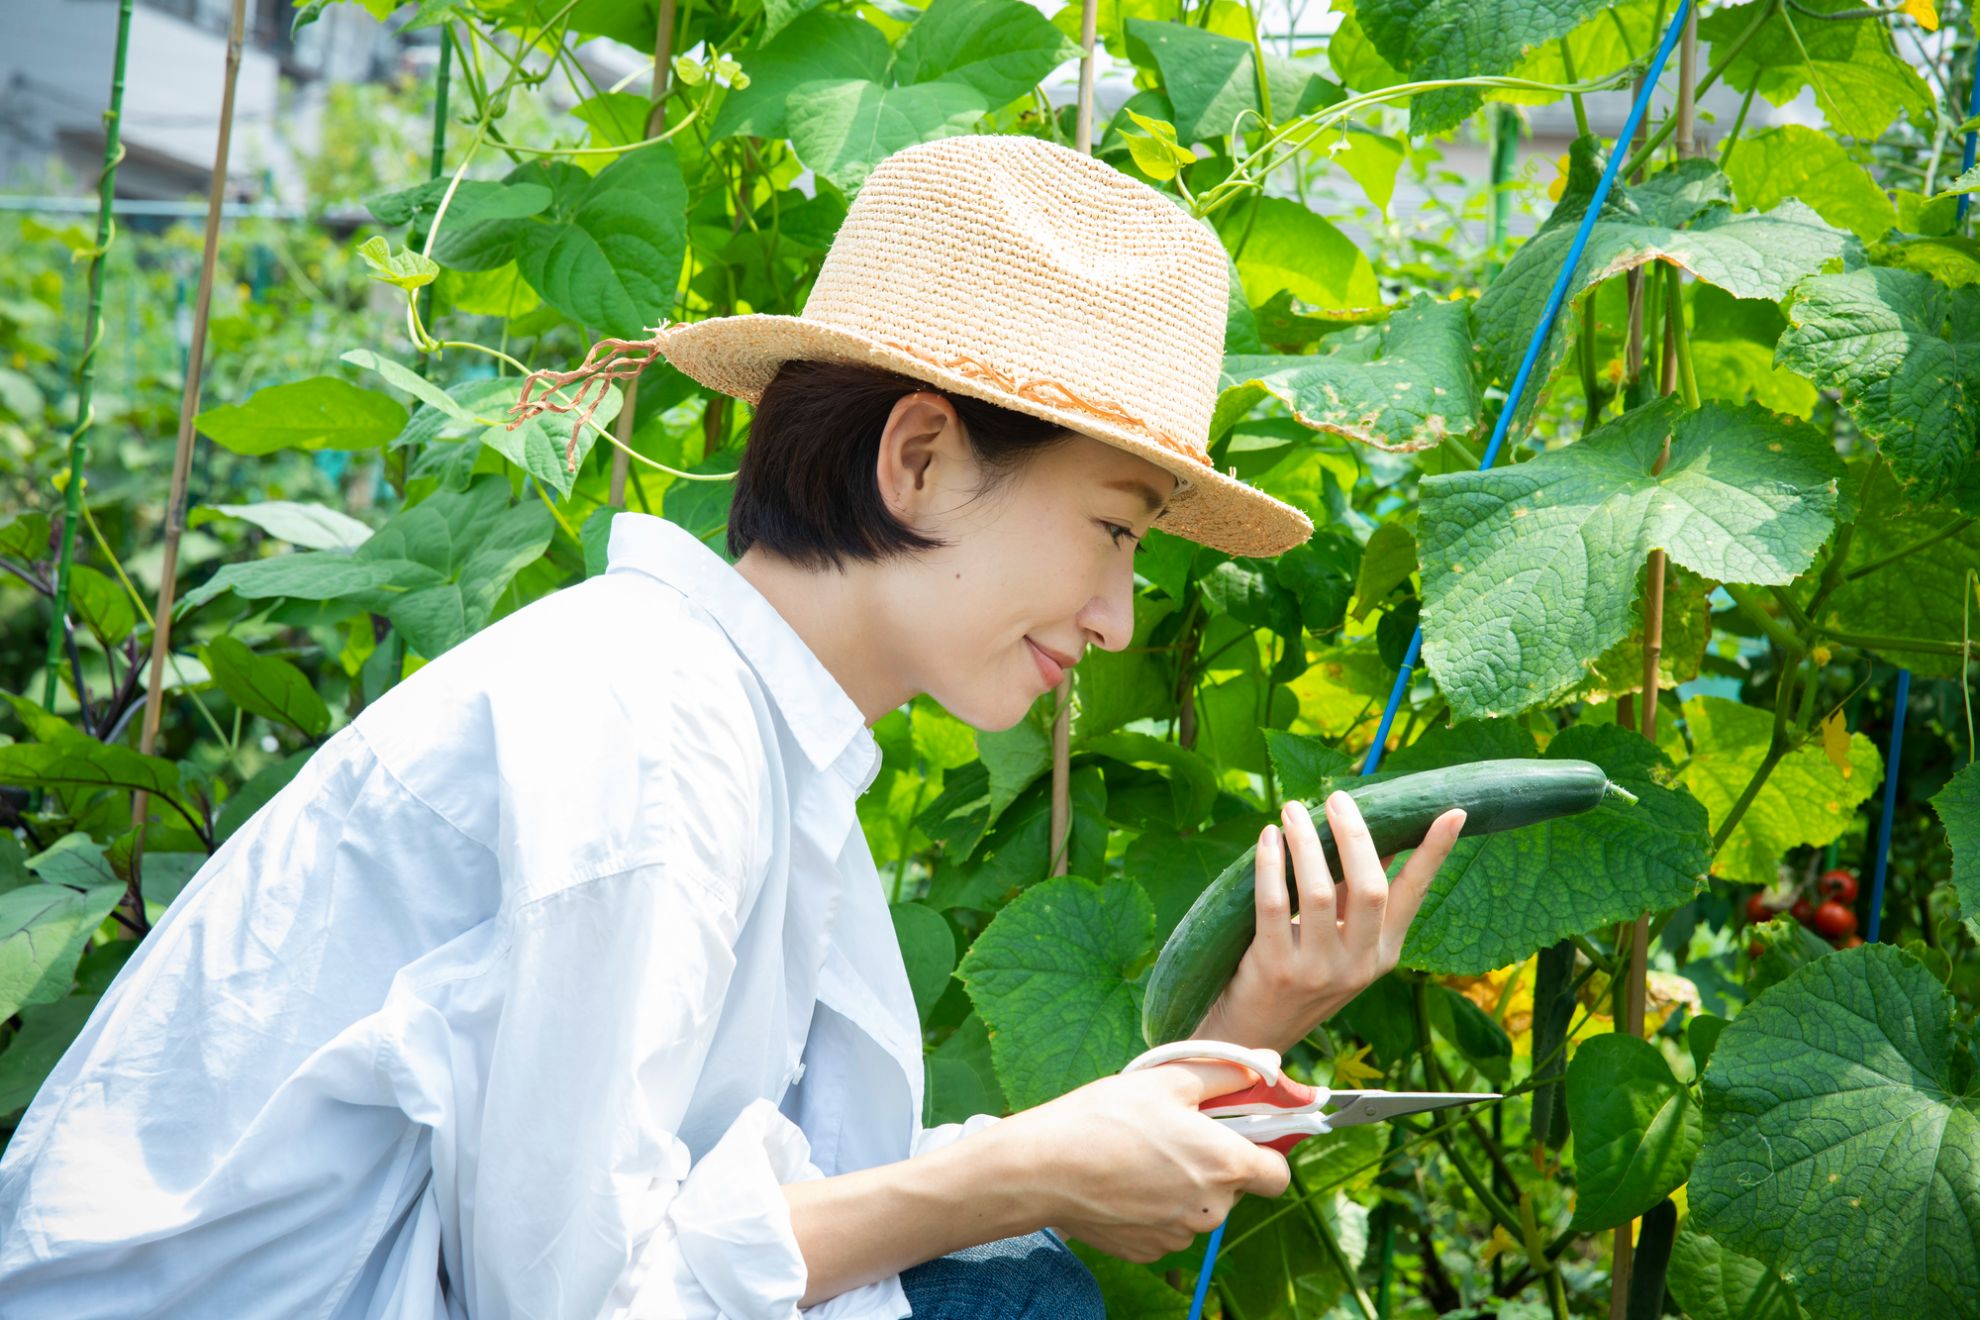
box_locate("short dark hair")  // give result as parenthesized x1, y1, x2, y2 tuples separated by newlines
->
(725, 357, 1074, 571)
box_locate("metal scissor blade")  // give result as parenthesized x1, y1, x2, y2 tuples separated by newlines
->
(1323, 1090, 1501, 1126)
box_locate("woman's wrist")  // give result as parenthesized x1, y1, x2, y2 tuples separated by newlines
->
(947, 1115, 1063, 1238)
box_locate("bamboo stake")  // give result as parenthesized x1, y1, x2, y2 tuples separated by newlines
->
(1613, 10, 1696, 1318)
(128, 0, 248, 922)
(1050, 0, 1101, 878)
(37, 0, 136, 719)
(609, 0, 679, 510)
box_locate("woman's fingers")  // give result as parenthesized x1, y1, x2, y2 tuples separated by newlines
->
(1325, 791, 1389, 946)
(1278, 800, 1339, 956)
(1251, 822, 1296, 961)
(1380, 808, 1467, 966)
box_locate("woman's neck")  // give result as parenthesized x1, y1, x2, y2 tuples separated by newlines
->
(733, 547, 908, 726)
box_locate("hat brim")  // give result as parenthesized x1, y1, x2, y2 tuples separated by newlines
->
(655, 315, 1315, 558)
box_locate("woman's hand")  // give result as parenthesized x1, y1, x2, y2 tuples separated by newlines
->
(991, 1060, 1291, 1263)
(1191, 792, 1467, 1056)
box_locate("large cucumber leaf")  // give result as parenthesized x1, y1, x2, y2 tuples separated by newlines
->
(1665, 1225, 1805, 1320)
(1699, 0, 1931, 141)
(1419, 398, 1841, 721)
(955, 875, 1155, 1109)
(1476, 148, 1845, 431)
(1668, 695, 1882, 889)
(1393, 720, 1710, 975)
(1690, 945, 1980, 1320)
(1776, 267, 1980, 502)
(1354, 0, 1611, 134)
(1722, 124, 1895, 243)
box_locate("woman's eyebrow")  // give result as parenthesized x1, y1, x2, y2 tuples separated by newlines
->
(1101, 477, 1169, 518)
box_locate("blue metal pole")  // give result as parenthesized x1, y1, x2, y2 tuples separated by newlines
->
(1866, 668, 1910, 943)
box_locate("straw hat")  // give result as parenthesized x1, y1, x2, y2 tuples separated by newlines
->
(652, 134, 1314, 558)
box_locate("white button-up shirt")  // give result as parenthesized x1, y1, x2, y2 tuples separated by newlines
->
(0, 512, 1002, 1318)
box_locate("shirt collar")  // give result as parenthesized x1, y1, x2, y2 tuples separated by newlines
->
(604, 514, 883, 796)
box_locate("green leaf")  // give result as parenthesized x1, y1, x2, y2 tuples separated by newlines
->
(0, 740, 185, 805)
(1123, 18, 1342, 142)
(1220, 299, 1479, 452)
(1723, 125, 1895, 244)
(893, 0, 1082, 106)
(513, 144, 688, 339)
(924, 1011, 1005, 1125)
(1428, 983, 1511, 1084)
(1666, 1226, 1806, 1320)
(1351, 521, 1417, 622)
(1354, 0, 1611, 134)
(176, 554, 435, 618)
(1776, 267, 1980, 501)
(26, 834, 118, 892)
(1743, 913, 1836, 999)
(1333, 127, 1404, 218)
(1671, 694, 1882, 889)
(467, 376, 624, 498)
(1476, 147, 1846, 430)
(1122, 828, 1249, 947)
(1221, 195, 1381, 318)
(785, 78, 989, 194)
(1263, 728, 1354, 800)
(0, 512, 50, 561)
(1397, 721, 1710, 975)
(363, 177, 552, 232)
(1568, 561, 1713, 706)
(1690, 945, 1980, 1320)
(1931, 760, 1980, 941)
(1700, 0, 1932, 140)
(1087, 731, 1219, 830)
(1808, 460, 1980, 679)
(1566, 1032, 1702, 1231)
(1419, 399, 1843, 721)
(67, 563, 135, 647)
(356, 235, 440, 291)
(190, 500, 374, 550)
(889, 901, 958, 1026)
(0, 993, 101, 1117)
(338, 349, 472, 422)
(199, 635, 331, 738)
(0, 884, 124, 1019)
(711, 11, 890, 141)
(1689, 285, 1818, 419)
(955, 875, 1155, 1109)
(194, 376, 406, 456)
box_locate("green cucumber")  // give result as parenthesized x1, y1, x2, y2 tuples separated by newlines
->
(1139, 758, 1636, 1047)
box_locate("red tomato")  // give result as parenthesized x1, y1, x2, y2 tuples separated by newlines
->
(1791, 897, 1816, 926)
(1813, 901, 1857, 939)
(1819, 868, 1859, 903)
(1838, 934, 1865, 949)
(1744, 892, 1773, 924)
(1746, 939, 1765, 960)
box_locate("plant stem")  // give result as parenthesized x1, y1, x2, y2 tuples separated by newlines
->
(1289, 1164, 1378, 1320)
(1621, 0, 1777, 177)
(38, 0, 135, 719)
(1845, 517, 1976, 582)
(1561, 40, 1591, 138)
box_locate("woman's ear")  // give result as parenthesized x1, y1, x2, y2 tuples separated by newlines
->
(874, 392, 966, 525)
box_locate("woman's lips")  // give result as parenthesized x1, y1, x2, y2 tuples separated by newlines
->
(1026, 636, 1066, 687)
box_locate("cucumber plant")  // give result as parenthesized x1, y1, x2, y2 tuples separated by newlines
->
(4, 0, 1979, 1316)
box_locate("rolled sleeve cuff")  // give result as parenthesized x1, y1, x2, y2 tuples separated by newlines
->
(664, 1098, 817, 1317)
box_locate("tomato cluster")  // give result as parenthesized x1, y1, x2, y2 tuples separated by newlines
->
(1744, 867, 1865, 954)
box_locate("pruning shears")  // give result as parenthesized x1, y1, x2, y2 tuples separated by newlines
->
(1121, 1039, 1500, 1155)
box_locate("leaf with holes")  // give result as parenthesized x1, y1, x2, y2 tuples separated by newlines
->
(1775, 268, 1980, 501)
(1219, 299, 1480, 452)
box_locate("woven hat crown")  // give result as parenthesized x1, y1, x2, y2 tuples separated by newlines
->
(801, 135, 1230, 469)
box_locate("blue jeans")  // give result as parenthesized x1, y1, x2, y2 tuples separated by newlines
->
(897, 1228, 1106, 1318)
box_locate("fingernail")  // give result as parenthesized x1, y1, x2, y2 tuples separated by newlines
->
(1281, 801, 1296, 822)
(1265, 824, 1280, 849)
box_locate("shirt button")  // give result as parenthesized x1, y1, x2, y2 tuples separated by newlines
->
(786, 1060, 805, 1088)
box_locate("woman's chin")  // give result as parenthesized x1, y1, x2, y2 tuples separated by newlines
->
(928, 681, 1038, 733)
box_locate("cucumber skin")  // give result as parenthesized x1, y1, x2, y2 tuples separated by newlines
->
(1139, 759, 1617, 1047)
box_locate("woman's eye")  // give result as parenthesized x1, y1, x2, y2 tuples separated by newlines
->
(1105, 522, 1142, 551)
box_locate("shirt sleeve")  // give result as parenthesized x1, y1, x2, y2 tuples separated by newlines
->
(460, 859, 823, 1320)
(908, 1112, 1004, 1159)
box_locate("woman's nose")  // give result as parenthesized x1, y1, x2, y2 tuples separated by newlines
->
(1076, 563, 1137, 653)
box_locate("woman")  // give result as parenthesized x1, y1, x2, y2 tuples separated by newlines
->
(0, 135, 1464, 1317)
